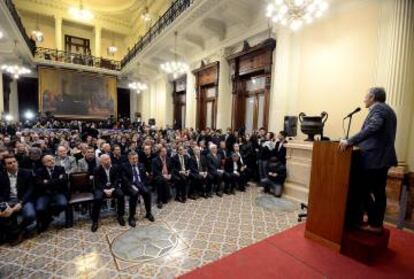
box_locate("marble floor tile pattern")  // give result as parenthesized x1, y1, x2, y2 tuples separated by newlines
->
(0, 186, 300, 279)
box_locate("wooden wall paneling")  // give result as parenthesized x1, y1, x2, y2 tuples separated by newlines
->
(172, 76, 187, 129)
(192, 62, 220, 130)
(227, 39, 276, 131)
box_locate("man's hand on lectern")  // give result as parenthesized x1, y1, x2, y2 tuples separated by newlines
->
(338, 139, 349, 152)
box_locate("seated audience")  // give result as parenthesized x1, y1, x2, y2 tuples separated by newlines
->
(224, 153, 247, 194)
(77, 147, 100, 175)
(91, 154, 125, 232)
(206, 144, 224, 197)
(152, 147, 172, 208)
(171, 145, 191, 203)
(35, 155, 68, 232)
(121, 152, 154, 226)
(0, 155, 36, 245)
(189, 146, 209, 198)
(55, 145, 77, 174)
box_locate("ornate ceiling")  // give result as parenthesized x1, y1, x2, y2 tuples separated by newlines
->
(13, 0, 170, 34)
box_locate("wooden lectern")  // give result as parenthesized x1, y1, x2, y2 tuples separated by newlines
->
(305, 141, 353, 251)
(305, 141, 391, 263)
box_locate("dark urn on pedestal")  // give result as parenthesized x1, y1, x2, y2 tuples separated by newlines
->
(298, 112, 328, 141)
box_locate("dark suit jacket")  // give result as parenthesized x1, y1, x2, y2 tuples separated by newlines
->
(151, 156, 172, 178)
(224, 158, 243, 174)
(0, 169, 34, 204)
(171, 154, 190, 177)
(265, 160, 287, 184)
(94, 165, 121, 191)
(121, 163, 149, 194)
(35, 166, 68, 196)
(138, 151, 155, 174)
(206, 153, 223, 175)
(348, 102, 397, 169)
(110, 154, 127, 167)
(189, 155, 208, 175)
(274, 141, 287, 165)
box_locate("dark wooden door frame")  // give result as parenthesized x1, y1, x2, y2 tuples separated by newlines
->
(227, 39, 276, 131)
(193, 61, 220, 130)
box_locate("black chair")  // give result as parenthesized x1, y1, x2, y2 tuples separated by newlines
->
(66, 172, 95, 227)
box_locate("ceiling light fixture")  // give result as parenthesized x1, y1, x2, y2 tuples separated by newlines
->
(69, 0, 94, 21)
(141, 1, 151, 22)
(128, 81, 148, 94)
(160, 31, 189, 79)
(141, 7, 151, 22)
(266, 0, 329, 31)
(31, 13, 44, 43)
(107, 32, 118, 56)
(1, 64, 31, 79)
(129, 63, 148, 94)
(0, 31, 4, 39)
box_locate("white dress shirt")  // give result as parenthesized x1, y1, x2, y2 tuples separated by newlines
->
(7, 171, 18, 200)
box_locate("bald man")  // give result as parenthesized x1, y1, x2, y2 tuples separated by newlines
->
(34, 155, 68, 232)
(91, 154, 125, 232)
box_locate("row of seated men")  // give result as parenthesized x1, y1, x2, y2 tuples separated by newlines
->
(0, 140, 282, 245)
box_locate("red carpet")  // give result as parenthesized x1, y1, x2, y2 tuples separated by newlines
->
(178, 224, 414, 279)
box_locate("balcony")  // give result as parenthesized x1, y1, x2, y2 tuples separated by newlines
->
(4, 0, 36, 55)
(121, 0, 195, 68)
(3, 0, 195, 72)
(35, 47, 121, 71)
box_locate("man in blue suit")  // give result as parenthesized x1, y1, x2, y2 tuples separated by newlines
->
(340, 87, 397, 233)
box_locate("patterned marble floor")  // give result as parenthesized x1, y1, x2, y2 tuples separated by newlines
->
(0, 185, 300, 279)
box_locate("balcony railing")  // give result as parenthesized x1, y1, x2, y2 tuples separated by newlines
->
(121, 0, 195, 67)
(4, 0, 36, 55)
(5, 0, 194, 71)
(35, 47, 121, 71)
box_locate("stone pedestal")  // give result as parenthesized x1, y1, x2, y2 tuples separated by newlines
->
(284, 141, 313, 203)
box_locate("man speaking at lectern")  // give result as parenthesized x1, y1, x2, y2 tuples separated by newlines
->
(339, 87, 397, 234)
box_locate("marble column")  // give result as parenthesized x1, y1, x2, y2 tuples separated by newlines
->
(130, 90, 137, 121)
(95, 25, 101, 57)
(9, 79, 19, 121)
(54, 15, 62, 50)
(0, 74, 4, 114)
(268, 27, 291, 133)
(375, 0, 414, 166)
(185, 68, 196, 128)
(216, 48, 232, 130)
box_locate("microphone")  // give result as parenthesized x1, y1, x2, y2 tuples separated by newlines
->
(343, 107, 361, 119)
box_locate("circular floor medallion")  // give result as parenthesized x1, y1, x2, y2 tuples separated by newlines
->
(111, 223, 178, 262)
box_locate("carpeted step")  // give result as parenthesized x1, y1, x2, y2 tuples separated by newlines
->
(341, 228, 390, 265)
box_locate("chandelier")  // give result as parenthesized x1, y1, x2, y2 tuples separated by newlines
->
(31, 30, 44, 43)
(107, 32, 118, 56)
(160, 31, 189, 79)
(266, 0, 329, 31)
(69, 0, 93, 21)
(128, 81, 148, 94)
(31, 14, 44, 43)
(141, 7, 151, 22)
(1, 64, 31, 79)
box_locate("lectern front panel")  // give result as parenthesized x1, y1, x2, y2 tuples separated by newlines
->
(305, 141, 353, 251)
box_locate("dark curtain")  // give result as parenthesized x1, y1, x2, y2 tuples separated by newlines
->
(17, 77, 39, 120)
(117, 88, 130, 118)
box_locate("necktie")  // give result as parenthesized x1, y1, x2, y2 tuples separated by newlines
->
(133, 165, 141, 184)
(196, 156, 201, 171)
(180, 156, 185, 171)
(162, 158, 168, 175)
